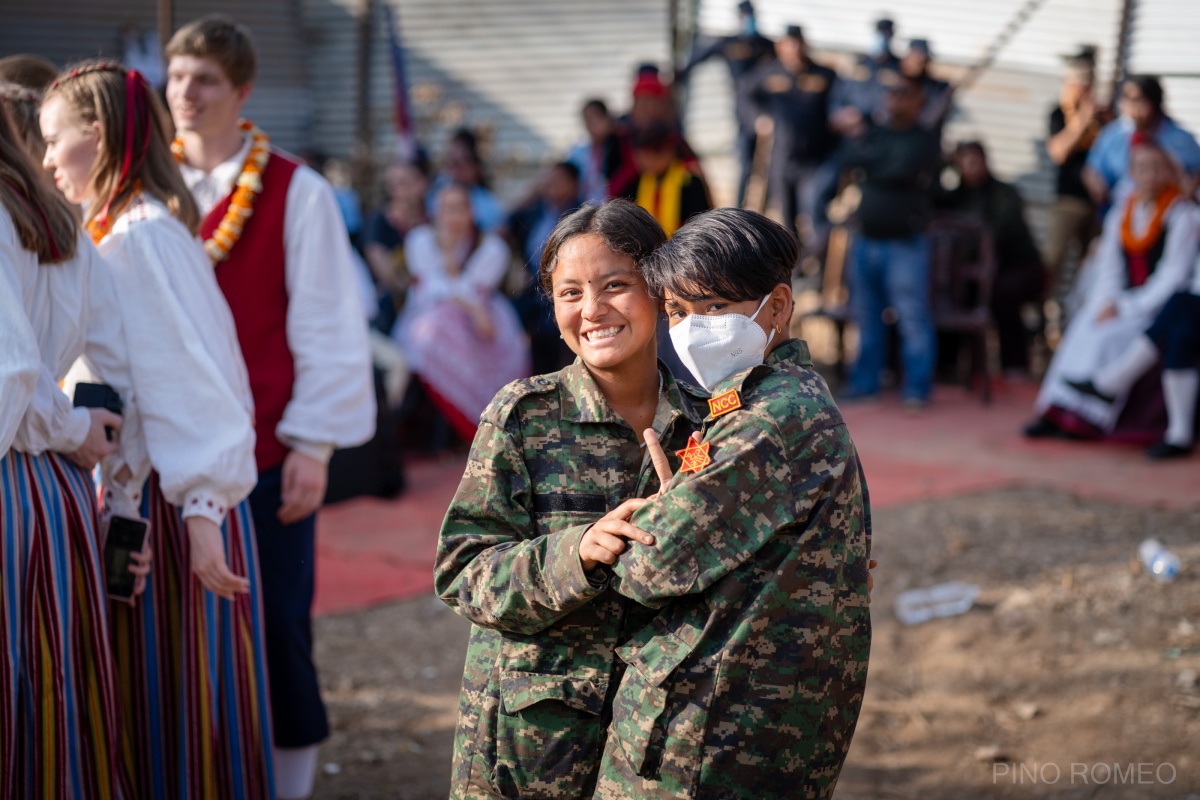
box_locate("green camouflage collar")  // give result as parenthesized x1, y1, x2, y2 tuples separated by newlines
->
(703, 338, 812, 416)
(560, 358, 704, 429)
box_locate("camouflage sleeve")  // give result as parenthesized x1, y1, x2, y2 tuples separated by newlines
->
(611, 414, 850, 607)
(434, 419, 607, 635)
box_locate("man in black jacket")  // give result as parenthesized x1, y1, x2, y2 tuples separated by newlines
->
(749, 24, 839, 252)
(939, 141, 1046, 375)
(677, 0, 775, 206)
(842, 73, 942, 408)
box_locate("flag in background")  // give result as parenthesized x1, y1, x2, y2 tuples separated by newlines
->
(382, 2, 417, 159)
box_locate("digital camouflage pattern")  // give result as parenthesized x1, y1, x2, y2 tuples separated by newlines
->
(434, 359, 705, 799)
(595, 338, 873, 799)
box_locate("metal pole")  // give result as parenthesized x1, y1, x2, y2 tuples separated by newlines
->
(354, 0, 375, 197)
(1110, 0, 1137, 105)
(157, 0, 173, 55)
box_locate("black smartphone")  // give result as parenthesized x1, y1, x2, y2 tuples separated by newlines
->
(73, 382, 123, 442)
(104, 515, 149, 602)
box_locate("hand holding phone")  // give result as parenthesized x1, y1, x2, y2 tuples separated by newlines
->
(104, 515, 150, 603)
(73, 382, 123, 442)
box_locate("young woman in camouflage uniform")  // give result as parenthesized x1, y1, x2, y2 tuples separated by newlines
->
(590, 208, 873, 799)
(434, 199, 707, 799)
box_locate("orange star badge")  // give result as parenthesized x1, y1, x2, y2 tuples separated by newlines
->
(708, 388, 742, 418)
(676, 438, 712, 474)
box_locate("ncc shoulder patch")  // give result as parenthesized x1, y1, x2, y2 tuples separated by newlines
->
(708, 388, 742, 418)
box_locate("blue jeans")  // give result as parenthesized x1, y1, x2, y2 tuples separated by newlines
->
(848, 234, 936, 401)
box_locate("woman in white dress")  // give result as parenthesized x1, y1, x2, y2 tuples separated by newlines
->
(41, 61, 276, 798)
(0, 98, 139, 800)
(1026, 138, 1200, 438)
(392, 182, 530, 440)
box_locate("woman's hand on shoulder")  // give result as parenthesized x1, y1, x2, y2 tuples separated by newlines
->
(644, 428, 702, 496)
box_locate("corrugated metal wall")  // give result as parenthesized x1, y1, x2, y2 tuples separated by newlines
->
(7, 1, 1197, 211)
(1128, 0, 1200, 133)
(687, 0, 1128, 206)
(346, 0, 674, 205)
(0, 0, 311, 154)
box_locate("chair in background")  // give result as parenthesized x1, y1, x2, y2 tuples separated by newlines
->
(927, 213, 998, 404)
(798, 224, 854, 379)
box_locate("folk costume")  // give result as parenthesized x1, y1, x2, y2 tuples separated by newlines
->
(392, 226, 530, 440)
(1035, 187, 1200, 434)
(176, 121, 376, 772)
(1, 209, 132, 800)
(92, 193, 273, 800)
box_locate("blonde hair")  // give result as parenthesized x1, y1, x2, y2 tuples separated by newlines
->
(0, 103, 78, 263)
(165, 15, 258, 88)
(44, 60, 200, 234)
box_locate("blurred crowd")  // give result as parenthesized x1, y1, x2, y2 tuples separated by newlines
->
(314, 1, 1200, 464)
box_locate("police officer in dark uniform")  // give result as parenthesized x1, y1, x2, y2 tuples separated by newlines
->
(749, 25, 839, 252)
(902, 38, 954, 138)
(832, 17, 902, 131)
(677, 0, 775, 206)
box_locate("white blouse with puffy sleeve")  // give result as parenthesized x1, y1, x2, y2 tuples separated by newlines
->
(96, 196, 256, 524)
(0, 213, 40, 455)
(2, 205, 136, 463)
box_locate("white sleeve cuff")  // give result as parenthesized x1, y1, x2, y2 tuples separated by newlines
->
(180, 490, 229, 526)
(59, 406, 93, 453)
(282, 437, 336, 465)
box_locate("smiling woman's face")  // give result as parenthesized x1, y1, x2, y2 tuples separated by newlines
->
(551, 233, 659, 373)
(40, 96, 100, 205)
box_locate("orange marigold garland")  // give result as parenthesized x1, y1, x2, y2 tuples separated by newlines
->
(86, 180, 142, 245)
(171, 119, 269, 263)
(1121, 184, 1181, 255)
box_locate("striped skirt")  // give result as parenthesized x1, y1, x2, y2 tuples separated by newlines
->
(0, 449, 129, 800)
(108, 473, 275, 799)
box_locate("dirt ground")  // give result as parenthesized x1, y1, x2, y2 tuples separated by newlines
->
(311, 487, 1200, 799)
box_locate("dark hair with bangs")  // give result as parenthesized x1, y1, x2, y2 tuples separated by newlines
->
(642, 207, 797, 302)
(538, 199, 666, 293)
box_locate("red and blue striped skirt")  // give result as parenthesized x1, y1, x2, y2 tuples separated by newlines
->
(0, 449, 129, 800)
(107, 472, 275, 799)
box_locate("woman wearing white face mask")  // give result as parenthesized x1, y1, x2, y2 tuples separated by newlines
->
(586, 208, 874, 799)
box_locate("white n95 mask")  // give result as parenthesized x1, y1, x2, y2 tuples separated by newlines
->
(669, 295, 774, 392)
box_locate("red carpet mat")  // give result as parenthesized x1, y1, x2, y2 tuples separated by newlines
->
(313, 381, 1200, 616)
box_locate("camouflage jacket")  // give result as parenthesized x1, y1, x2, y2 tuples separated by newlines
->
(434, 359, 705, 799)
(594, 338, 873, 800)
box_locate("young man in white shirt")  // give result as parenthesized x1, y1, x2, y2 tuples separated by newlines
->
(165, 16, 375, 799)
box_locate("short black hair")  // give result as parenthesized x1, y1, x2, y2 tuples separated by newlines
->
(954, 139, 987, 160)
(551, 160, 581, 182)
(582, 98, 608, 116)
(539, 199, 666, 293)
(1125, 74, 1165, 117)
(643, 208, 797, 302)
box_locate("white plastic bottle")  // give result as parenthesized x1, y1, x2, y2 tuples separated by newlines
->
(894, 581, 980, 625)
(1138, 539, 1180, 582)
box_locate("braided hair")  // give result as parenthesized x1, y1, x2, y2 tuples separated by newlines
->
(44, 59, 200, 234)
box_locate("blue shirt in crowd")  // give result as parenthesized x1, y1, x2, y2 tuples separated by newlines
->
(1086, 116, 1200, 191)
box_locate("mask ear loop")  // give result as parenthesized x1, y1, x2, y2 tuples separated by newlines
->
(750, 293, 780, 347)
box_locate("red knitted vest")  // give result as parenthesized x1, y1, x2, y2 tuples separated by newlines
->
(201, 150, 301, 471)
